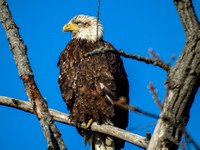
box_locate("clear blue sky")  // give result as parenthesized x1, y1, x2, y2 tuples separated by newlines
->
(0, 0, 200, 149)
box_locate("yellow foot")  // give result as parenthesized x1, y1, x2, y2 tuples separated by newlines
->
(86, 119, 93, 128)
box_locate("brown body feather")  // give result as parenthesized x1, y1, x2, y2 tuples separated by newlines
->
(58, 38, 129, 149)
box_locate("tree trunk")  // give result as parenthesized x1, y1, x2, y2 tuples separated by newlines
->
(147, 0, 200, 149)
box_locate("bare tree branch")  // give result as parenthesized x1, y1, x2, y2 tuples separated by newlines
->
(85, 46, 170, 71)
(146, 131, 151, 143)
(148, 48, 161, 60)
(0, 96, 148, 149)
(113, 98, 160, 119)
(0, 0, 66, 149)
(148, 82, 163, 110)
(129, 122, 156, 131)
(2, 95, 198, 149)
(181, 127, 200, 150)
(81, 86, 160, 119)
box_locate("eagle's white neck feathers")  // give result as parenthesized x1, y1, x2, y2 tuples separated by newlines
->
(69, 15, 103, 42)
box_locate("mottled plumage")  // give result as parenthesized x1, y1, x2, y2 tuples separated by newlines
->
(58, 15, 129, 150)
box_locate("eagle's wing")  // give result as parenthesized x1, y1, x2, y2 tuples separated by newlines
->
(57, 42, 76, 112)
(100, 41, 129, 128)
(94, 42, 127, 105)
(97, 42, 129, 150)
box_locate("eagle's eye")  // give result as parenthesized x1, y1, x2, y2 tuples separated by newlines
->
(77, 22, 83, 26)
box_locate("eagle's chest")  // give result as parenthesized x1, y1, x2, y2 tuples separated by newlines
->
(67, 47, 107, 89)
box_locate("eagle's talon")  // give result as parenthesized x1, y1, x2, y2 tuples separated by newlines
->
(86, 118, 93, 128)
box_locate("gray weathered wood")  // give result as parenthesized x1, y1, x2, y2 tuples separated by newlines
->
(0, 96, 148, 149)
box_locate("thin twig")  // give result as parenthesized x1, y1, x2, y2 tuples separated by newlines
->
(181, 127, 200, 150)
(148, 82, 163, 110)
(149, 49, 176, 66)
(148, 48, 161, 60)
(181, 135, 186, 150)
(80, 85, 160, 119)
(128, 122, 156, 131)
(96, 0, 100, 46)
(114, 99, 159, 119)
(85, 46, 170, 71)
(168, 54, 176, 65)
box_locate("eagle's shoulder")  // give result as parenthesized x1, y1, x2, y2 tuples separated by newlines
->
(57, 39, 75, 67)
(102, 40, 115, 49)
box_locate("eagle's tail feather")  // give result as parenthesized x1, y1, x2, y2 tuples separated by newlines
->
(91, 132, 115, 150)
(78, 126, 116, 150)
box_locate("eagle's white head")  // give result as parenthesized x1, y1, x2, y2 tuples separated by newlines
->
(62, 15, 104, 42)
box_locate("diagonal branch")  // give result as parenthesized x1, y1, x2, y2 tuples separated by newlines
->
(148, 82, 163, 110)
(0, 0, 66, 149)
(173, 0, 200, 40)
(85, 46, 170, 71)
(0, 96, 148, 149)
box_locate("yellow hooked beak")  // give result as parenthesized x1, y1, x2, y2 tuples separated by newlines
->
(62, 22, 80, 32)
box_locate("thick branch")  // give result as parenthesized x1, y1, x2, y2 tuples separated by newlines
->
(0, 96, 148, 149)
(173, 0, 200, 39)
(0, 1, 32, 76)
(0, 1, 66, 149)
(85, 47, 170, 71)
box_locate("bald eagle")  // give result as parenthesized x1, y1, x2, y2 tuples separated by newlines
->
(58, 15, 129, 150)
